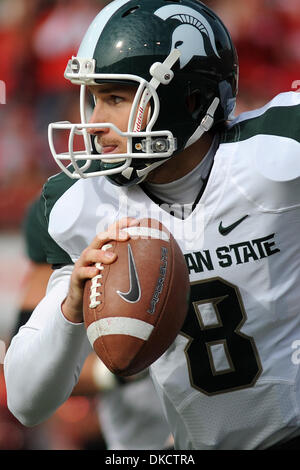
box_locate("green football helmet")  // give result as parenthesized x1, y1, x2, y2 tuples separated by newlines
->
(48, 0, 238, 186)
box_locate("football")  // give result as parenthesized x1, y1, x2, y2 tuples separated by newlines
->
(83, 218, 190, 376)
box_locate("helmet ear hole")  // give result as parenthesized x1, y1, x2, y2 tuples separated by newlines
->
(122, 6, 140, 17)
(186, 91, 205, 121)
(186, 93, 196, 114)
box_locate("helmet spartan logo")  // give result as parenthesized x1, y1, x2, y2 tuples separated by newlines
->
(154, 5, 220, 69)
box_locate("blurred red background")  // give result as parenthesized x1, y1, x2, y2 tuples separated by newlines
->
(0, 0, 299, 229)
(0, 0, 299, 450)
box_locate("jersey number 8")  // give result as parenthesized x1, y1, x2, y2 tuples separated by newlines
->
(181, 277, 262, 395)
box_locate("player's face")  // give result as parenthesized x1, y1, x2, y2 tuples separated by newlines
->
(87, 84, 142, 155)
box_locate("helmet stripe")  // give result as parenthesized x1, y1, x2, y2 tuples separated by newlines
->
(77, 0, 130, 59)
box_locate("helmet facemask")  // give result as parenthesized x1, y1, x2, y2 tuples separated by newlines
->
(48, 51, 181, 184)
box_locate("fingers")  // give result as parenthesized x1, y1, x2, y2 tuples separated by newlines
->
(76, 217, 140, 282)
(72, 248, 115, 289)
(71, 264, 100, 288)
(81, 247, 116, 266)
(77, 217, 139, 273)
(62, 218, 139, 322)
(90, 217, 139, 250)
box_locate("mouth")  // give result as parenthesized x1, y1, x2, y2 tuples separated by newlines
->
(94, 137, 119, 155)
(94, 138, 126, 163)
(100, 144, 126, 164)
(102, 145, 118, 154)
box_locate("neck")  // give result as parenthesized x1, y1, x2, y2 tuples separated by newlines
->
(146, 132, 214, 184)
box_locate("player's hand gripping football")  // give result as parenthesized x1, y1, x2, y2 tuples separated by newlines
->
(62, 217, 139, 323)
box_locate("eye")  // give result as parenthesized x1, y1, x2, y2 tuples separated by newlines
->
(111, 95, 124, 105)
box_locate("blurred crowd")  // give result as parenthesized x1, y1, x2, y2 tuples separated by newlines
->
(0, 0, 300, 228)
(0, 0, 108, 228)
(0, 0, 299, 451)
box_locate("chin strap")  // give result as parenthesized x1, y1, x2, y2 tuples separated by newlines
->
(122, 49, 181, 183)
(121, 96, 219, 183)
(121, 158, 171, 183)
(185, 97, 220, 149)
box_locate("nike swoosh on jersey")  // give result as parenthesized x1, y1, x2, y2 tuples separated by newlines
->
(117, 244, 141, 303)
(218, 215, 249, 236)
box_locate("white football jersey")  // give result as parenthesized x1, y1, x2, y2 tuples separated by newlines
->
(149, 93, 300, 450)
(97, 373, 172, 450)
(32, 92, 300, 449)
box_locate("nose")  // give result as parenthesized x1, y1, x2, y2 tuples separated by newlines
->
(87, 101, 110, 136)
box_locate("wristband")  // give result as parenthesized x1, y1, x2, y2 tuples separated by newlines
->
(92, 358, 118, 391)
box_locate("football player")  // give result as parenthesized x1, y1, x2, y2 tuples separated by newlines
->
(11, 198, 172, 450)
(4, 0, 300, 450)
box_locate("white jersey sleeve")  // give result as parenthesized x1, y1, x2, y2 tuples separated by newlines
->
(4, 265, 92, 426)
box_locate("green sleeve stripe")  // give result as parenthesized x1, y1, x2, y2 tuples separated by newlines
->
(37, 193, 74, 265)
(222, 104, 300, 144)
(38, 163, 101, 265)
(23, 198, 48, 264)
(34, 171, 79, 265)
(42, 170, 77, 223)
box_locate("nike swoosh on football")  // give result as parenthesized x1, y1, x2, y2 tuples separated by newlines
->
(218, 215, 249, 236)
(117, 244, 141, 303)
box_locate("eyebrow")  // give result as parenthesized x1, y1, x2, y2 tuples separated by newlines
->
(88, 84, 137, 95)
